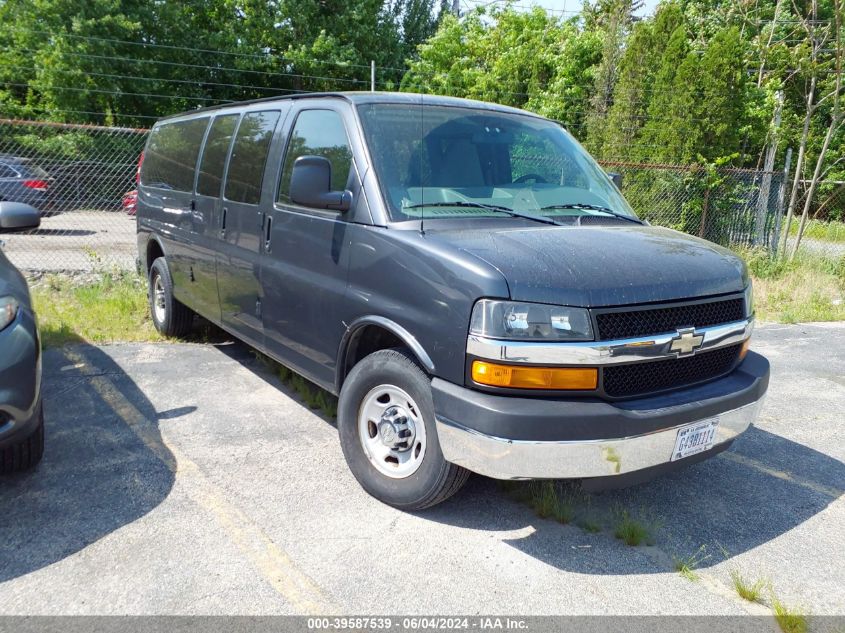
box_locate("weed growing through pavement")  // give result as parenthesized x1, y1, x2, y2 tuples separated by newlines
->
(673, 544, 712, 581)
(729, 569, 766, 603)
(254, 353, 339, 420)
(500, 481, 599, 531)
(770, 590, 808, 633)
(612, 506, 661, 546)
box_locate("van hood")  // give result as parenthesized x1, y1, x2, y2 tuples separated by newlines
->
(428, 225, 748, 307)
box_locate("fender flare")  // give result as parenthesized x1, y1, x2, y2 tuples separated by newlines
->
(144, 234, 168, 273)
(336, 315, 435, 392)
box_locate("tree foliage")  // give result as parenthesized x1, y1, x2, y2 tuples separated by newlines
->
(0, 0, 843, 221)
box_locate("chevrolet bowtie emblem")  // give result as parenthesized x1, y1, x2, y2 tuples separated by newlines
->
(669, 327, 704, 356)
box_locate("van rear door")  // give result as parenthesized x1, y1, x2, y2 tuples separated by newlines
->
(216, 108, 285, 347)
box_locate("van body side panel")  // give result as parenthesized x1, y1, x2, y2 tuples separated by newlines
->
(261, 211, 352, 390)
(139, 117, 210, 305)
(344, 227, 510, 386)
(260, 100, 358, 390)
(216, 107, 288, 347)
(190, 113, 241, 323)
(141, 188, 194, 304)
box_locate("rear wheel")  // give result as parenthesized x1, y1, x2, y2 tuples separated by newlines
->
(0, 404, 44, 475)
(338, 349, 469, 509)
(148, 257, 193, 337)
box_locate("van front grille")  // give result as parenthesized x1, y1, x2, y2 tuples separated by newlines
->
(595, 298, 745, 341)
(602, 344, 742, 398)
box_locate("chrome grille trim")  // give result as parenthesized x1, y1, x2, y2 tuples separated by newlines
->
(466, 317, 753, 366)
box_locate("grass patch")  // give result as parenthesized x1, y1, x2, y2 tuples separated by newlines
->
(577, 518, 602, 533)
(738, 248, 845, 323)
(527, 481, 579, 524)
(672, 544, 712, 581)
(771, 592, 808, 633)
(787, 219, 845, 243)
(729, 569, 766, 603)
(612, 507, 660, 546)
(499, 481, 594, 530)
(31, 272, 163, 347)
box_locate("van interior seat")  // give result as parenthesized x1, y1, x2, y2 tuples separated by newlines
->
(433, 140, 484, 187)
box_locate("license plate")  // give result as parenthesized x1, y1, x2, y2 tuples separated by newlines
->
(671, 418, 720, 462)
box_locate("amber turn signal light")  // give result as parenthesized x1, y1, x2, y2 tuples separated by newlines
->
(471, 360, 598, 390)
(739, 338, 751, 361)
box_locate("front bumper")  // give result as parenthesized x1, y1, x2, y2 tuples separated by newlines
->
(433, 351, 769, 480)
(0, 306, 42, 449)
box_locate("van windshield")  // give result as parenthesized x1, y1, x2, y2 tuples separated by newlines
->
(356, 103, 637, 223)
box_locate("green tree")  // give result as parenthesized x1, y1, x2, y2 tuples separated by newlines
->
(601, 2, 685, 158)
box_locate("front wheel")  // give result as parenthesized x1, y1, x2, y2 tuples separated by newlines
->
(148, 257, 194, 337)
(337, 349, 469, 510)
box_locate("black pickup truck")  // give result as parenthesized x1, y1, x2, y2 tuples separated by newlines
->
(136, 92, 769, 509)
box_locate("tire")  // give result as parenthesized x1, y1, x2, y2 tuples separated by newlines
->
(149, 257, 194, 337)
(0, 404, 44, 475)
(338, 349, 470, 510)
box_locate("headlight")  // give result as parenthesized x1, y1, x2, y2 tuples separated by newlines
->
(0, 296, 19, 331)
(469, 299, 593, 341)
(744, 283, 754, 317)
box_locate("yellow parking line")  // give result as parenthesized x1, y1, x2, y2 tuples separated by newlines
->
(722, 451, 843, 499)
(63, 348, 337, 615)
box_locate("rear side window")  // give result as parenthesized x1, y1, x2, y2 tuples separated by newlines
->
(0, 163, 18, 178)
(278, 109, 352, 204)
(196, 114, 238, 197)
(141, 117, 209, 192)
(224, 110, 280, 205)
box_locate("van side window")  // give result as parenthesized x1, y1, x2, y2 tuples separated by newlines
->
(196, 114, 238, 197)
(278, 110, 352, 204)
(224, 110, 280, 205)
(141, 117, 209, 191)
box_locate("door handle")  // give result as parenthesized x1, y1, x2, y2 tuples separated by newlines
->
(264, 215, 273, 251)
(220, 207, 227, 238)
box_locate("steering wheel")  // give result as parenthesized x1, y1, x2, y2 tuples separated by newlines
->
(513, 173, 548, 184)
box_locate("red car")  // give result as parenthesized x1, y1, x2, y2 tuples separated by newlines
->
(122, 189, 137, 216)
(123, 152, 143, 216)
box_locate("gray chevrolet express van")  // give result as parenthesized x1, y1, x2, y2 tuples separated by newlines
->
(137, 92, 769, 509)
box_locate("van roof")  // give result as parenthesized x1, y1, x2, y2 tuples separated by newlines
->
(158, 91, 546, 123)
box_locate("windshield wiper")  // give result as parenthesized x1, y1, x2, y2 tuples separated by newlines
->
(403, 201, 560, 226)
(540, 203, 645, 225)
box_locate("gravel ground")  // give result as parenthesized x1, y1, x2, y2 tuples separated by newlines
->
(0, 323, 842, 621)
(0, 210, 136, 272)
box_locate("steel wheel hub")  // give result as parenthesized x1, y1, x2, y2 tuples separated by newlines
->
(358, 384, 427, 479)
(152, 275, 166, 322)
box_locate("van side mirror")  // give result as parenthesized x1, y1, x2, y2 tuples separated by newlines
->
(290, 155, 352, 212)
(0, 202, 41, 230)
(607, 172, 623, 190)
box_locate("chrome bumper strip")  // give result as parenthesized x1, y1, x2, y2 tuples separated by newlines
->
(466, 318, 753, 366)
(436, 399, 764, 480)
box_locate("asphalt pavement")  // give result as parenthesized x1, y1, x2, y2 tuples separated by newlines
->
(0, 323, 843, 618)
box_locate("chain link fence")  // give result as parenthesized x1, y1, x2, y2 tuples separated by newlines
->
(0, 118, 146, 271)
(0, 117, 797, 273)
(599, 161, 785, 250)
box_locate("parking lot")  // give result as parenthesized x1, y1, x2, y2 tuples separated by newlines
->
(1, 211, 136, 272)
(0, 322, 843, 618)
